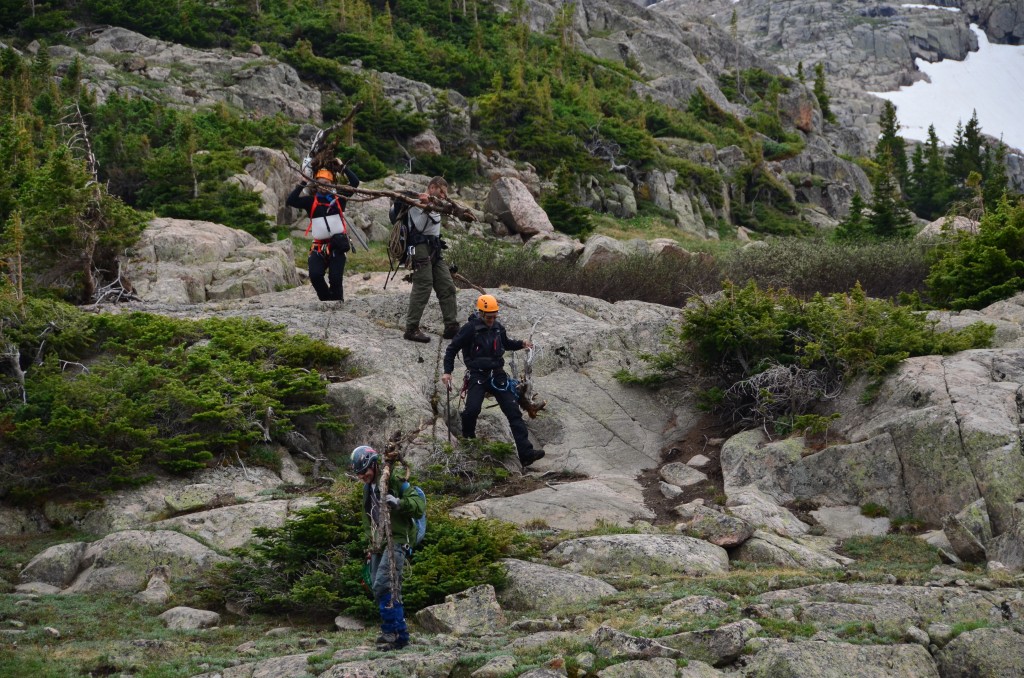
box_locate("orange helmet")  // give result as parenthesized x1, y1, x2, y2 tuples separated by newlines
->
(315, 168, 334, 182)
(476, 294, 499, 312)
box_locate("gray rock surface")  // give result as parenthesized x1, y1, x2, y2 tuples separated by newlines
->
(19, 542, 87, 588)
(740, 640, 939, 677)
(499, 558, 617, 612)
(484, 176, 555, 238)
(60, 530, 229, 594)
(937, 626, 1024, 677)
(124, 218, 299, 304)
(153, 497, 319, 551)
(158, 606, 220, 630)
(731, 530, 852, 569)
(52, 27, 320, 121)
(835, 350, 1024, 569)
(658, 619, 761, 666)
(414, 585, 506, 636)
(548, 534, 729, 576)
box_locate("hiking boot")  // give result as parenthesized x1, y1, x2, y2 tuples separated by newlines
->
(442, 322, 460, 340)
(376, 632, 409, 651)
(520, 449, 545, 467)
(403, 328, 431, 343)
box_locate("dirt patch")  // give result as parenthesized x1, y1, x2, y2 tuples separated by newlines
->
(640, 413, 731, 526)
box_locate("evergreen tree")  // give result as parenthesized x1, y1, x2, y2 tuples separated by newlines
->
(983, 142, 1009, 209)
(868, 149, 915, 238)
(909, 125, 951, 220)
(833, 192, 868, 240)
(813, 62, 835, 123)
(875, 101, 907, 192)
(796, 61, 805, 83)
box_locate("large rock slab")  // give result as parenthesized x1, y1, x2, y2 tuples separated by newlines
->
(499, 558, 617, 612)
(19, 542, 87, 588)
(722, 429, 911, 517)
(60, 530, 229, 594)
(548, 534, 729, 576)
(658, 619, 761, 666)
(153, 497, 318, 551)
(484, 176, 554, 239)
(810, 506, 891, 539)
(597, 658, 723, 677)
(937, 626, 1024, 677)
(320, 651, 459, 677)
(740, 640, 939, 677)
(835, 350, 1024, 568)
(158, 606, 220, 630)
(124, 218, 299, 304)
(414, 584, 506, 636)
(758, 583, 1010, 625)
(452, 478, 654, 530)
(731, 531, 852, 569)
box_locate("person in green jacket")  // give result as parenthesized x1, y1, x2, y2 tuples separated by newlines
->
(351, 445, 425, 651)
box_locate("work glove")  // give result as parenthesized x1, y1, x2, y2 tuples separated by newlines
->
(385, 494, 399, 509)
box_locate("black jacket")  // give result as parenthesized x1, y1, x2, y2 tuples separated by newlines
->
(444, 315, 524, 374)
(286, 167, 360, 216)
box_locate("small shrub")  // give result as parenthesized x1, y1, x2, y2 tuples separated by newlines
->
(211, 486, 535, 618)
(631, 280, 993, 430)
(0, 308, 350, 501)
(860, 502, 890, 518)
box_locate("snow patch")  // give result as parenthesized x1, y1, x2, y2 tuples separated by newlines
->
(869, 25, 1024, 152)
(901, 4, 961, 12)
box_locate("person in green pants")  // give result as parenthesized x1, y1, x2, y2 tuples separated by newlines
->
(402, 176, 460, 343)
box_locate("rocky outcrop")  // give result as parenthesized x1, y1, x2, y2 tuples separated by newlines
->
(499, 558, 618, 612)
(484, 176, 555, 239)
(963, 0, 1024, 44)
(56, 530, 229, 594)
(415, 584, 506, 636)
(548, 534, 730, 576)
(655, 0, 979, 155)
(50, 27, 320, 122)
(833, 349, 1024, 568)
(936, 626, 1024, 677)
(740, 641, 939, 678)
(124, 218, 300, 304)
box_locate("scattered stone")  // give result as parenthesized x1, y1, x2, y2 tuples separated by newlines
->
(415, 585, 506, 636)
(575, 651, 596, 672)
(659, 482, 684, 500)
(264, 627, 293, 637)
(810, 506, 890, 538)
(499, 559, 617, 613)
(133, 567, 172, 605)
(548, 534, 729, 576)
(471, 655, 517, 678)
(19, 542, 87, 588)
(333, 615, 364, 632)
(662, 595, 730, 619)
(589, 625, 681, 660)
(660, 463, 708, 489)
(687, 454, 711, 469)
(14, 582, 60, 595)
(675, 504, 755, 548)
(743, 640, 938, 677)
(905, 625, 929, 646)
(6, 621, 25, 628)
(657, 619, 761, 666)
(157, 606, 220, 630)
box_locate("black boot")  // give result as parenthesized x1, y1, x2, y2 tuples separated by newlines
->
(519, 449, 545, 467)
(442, 322, 460, 340)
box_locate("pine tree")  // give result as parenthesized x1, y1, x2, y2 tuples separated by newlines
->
(796, 61, 805, 83)
(813, 62, 835, 123)
(869, 149, 915, 238)
(982, 142, 1009, 209)
(833, 192, 868, 240)
(875, 101, 907, 192)
(909, 125, 950, 219)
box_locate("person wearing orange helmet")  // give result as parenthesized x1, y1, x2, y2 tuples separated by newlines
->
(286, 165, 359, 301)
(442, 294, 545, 467)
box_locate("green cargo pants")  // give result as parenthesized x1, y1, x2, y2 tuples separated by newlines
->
(405, 242, 458, 331)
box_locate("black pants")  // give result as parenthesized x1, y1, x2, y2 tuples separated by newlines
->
(308, 236, 347, 301)
(462, 373, 532, 458)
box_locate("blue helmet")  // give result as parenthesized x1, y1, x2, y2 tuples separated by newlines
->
(351, 445, 379, 474)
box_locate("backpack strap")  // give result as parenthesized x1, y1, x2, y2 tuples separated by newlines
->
(305, 194, 347, 237)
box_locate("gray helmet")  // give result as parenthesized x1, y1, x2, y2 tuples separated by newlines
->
(351, 445, 379, 474)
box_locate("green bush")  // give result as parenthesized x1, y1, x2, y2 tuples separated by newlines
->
(450, 239, 721, 307)
(926, 197, 1024, 309)
(212, 486, 535, 618)
(0, 305, 350, 501)
(632, 281, 993, 429)
(723, 237, 932, 300)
